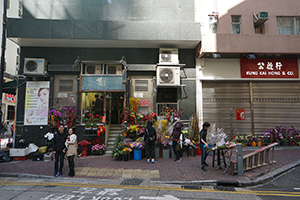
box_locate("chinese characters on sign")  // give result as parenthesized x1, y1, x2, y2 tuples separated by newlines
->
(240, 59, 299, 78)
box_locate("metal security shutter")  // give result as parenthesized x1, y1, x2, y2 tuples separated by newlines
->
(252, 81, 300, 133)
(202, 81, 252, 137)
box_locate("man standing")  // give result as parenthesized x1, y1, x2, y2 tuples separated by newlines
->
(199, 122, 210, 172)
(52, 124, 68, 177)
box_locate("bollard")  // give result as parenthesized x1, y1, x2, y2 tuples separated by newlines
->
(236, 143, 244, 177)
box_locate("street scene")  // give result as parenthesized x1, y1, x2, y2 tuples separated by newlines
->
(0, 0, 300, 200)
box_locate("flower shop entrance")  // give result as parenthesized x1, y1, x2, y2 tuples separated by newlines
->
(106, 92, 124, 124)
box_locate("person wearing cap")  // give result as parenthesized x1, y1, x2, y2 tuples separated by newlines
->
(199, 122, 210, 172)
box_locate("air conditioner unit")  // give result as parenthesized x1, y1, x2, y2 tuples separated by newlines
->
(106, 65, 122, 75)
(157, 66, 180, 86)
(253, 12, 268, 26)
(85, 65, 102, 74)
(159, 48, 179, 65)
(23, 58, 47, 75)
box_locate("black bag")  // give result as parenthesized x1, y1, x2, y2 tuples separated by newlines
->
(146, 128, 155, 142)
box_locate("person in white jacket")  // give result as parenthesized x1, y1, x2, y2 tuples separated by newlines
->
(65, 128, 77, 177)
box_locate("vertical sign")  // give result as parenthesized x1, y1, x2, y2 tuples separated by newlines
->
(24, 81, 50, 125)
(236, 109, 245, 120)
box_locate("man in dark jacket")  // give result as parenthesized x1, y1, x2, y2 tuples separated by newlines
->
(52, 124, 68, 177)
(144, 121, 157, 164)
(199, 122, 210, 172)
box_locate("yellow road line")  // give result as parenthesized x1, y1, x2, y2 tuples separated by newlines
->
(0, 181, 300, 197)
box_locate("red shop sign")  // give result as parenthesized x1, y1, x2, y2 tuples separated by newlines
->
(240, 59, 299, 78)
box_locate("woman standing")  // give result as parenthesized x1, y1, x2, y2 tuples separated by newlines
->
(65, 128, 77, 177)
(144, 121, 157, 164)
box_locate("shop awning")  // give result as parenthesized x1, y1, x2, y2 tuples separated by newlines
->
(2, 80, 17, 95)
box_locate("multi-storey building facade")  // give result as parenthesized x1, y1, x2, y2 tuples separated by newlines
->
(7, 0, 201, 145)
(196, 0, 300, 136)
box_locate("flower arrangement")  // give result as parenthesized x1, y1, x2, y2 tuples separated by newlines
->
(61, 106, 78, 128)
(91, 144, 105, 151)
(130, 138, 144, 149)
(122, 147, 132, 155)
(48, 109, 63, 128)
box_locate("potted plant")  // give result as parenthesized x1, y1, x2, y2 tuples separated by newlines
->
(112, 134, 125, 160)
(122, 147, 132, 161)
(130, 138, 144, 160)
(85, 123, 91, 130)
(92, 123, 98, 130)
(91, 144, 105, 155)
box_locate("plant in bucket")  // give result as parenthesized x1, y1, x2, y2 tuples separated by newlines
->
(122, 147, 132, 161)
(91, 144, 105, 155)
(130, 138, 144, 160)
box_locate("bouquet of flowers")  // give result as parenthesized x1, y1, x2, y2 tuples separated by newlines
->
(130, 138, 144, 149)
(122, 147, 132, 155)
(49, 109, 63, 128)
(91, 144, 105, 152)
(61, 106, 78, 128)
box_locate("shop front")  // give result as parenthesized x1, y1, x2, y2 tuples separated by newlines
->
(80, 75, 125, 125)
(197, 58, 300, 137)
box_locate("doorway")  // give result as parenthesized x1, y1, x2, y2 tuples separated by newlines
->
(106, 92, 124, 124)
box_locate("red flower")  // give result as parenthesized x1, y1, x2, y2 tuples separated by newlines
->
(91, 116, 95, 119)
(95, 114, 99, 118)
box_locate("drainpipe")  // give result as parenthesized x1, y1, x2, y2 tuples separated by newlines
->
(249, 81, 255, 136)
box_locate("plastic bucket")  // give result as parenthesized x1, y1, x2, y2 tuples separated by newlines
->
(133, 148, 142, 160)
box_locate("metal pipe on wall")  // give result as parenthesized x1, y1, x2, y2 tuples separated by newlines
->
(249, 81, 255, 136)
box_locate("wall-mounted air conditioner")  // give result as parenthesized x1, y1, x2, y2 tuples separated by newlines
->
(106, 65, 122, 75)
(157, 66, 180, 86)
(253, 12, 268, 25)
(159, 48, 179, 65)
(85, 65, 102, 74)
(23, 58, 47, 75)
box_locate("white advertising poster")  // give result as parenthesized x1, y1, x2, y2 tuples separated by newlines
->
(24, 81, 50, 125)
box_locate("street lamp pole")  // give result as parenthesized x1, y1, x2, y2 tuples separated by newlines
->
(0, 0, 8, 124)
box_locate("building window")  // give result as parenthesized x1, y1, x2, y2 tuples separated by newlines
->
(209, 16, 218, 33)
(135, 80, 148, 91)
(277, 17, 300, 35)
(255, 24, 264, 34)
(231, 16, 241, 34)
(59, 80, 73, 91)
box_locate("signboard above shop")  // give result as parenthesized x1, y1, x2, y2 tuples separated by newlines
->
(80, 75, 125, 92)
(240, 59, 299, 78)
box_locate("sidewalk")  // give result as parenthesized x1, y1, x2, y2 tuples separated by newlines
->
(0, 146, 300, 187)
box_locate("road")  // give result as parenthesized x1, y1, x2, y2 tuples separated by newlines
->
(249, 165, 300, 200)
(1, 175, 300, 200)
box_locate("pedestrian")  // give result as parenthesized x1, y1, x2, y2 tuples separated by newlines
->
(144, 121, 157, 164)
(199, 122, 210, 172)
(172, 118, 183, 162)
(65, 127, 77, 177)
(52, 124, 68, 177)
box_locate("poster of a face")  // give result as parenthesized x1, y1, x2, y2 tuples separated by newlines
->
(24, 81, 50, 125)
